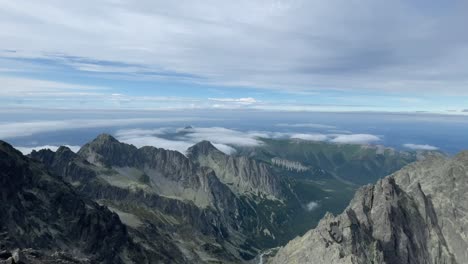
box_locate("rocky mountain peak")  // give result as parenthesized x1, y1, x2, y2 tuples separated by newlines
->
(0, 140, 23, 159)
(78, 134, 138, 167)
(187, 140, 285, 199)
(187, 140, 220, 157)
(94, 133, 119, 143)
(55, 145, 78, 159)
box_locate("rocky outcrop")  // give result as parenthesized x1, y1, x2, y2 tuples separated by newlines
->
(271, 158, 309, 172)
(269, 152, 468, 264)
(0, 141, 166, 264)
(187, 141, 284, 199)
(0, 248, 91, 264)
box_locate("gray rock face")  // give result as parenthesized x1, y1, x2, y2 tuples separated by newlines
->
(269, 153, 468, 264)
(187, 141, 284, 199)
(32, 135, 284, 262)
(0, 141, 157, 264)
(0, 248, 91, 264)
(77, 134, 233, 208)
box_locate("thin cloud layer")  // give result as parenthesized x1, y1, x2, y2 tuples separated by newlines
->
(306, 201, 320, 212)
(114, 126, 382, 155)
(290, 133, 329, 141)
(0, 117, 203, 139)
(331, 134, 381, 144)
(403, 143, 439, 151)
(276, 123, 336, 129)
(208, 97, 258, 104)
(16, 145, 81, 155)
(115, 127, 238, 154)
(1, 0, 468, 96)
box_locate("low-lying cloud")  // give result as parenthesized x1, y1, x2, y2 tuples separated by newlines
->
(115, 126, 381, 155)
(403, 143, 439, 150)
(16, 145, 81, 155)
(331, 134, 381, 144)
(306, 201, 320, 212)
(0, 117, 203, 139)
(208, 97, 257, 104)
(276, 123, 336, 129)
(116, 127, 239, 155)
(290, 133, 329, 141)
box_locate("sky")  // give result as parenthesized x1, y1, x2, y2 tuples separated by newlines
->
(1, 0, 468, 113)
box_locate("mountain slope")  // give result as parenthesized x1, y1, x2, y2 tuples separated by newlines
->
(237, 138, 429, 184)
(187, 140, 284, 199)
(31, 134, 301, 262)
(0, 140, 170, 264)
(268, 152, 468, 264)
(32, 136, 254, 262)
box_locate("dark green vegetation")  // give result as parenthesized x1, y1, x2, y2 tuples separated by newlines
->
(237, 138, 422, 184)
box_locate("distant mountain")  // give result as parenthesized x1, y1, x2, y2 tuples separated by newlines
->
(267, 152, 468, 264)
(187, 140, 284, 199)
(236, 138, 434, 184)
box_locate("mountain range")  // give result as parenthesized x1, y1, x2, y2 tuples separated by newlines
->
(0, 133, 457, 264)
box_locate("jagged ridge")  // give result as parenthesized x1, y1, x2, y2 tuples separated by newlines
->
(187, 140, 285, 199)
(0, 141, 156, 264)
(268, 153, 468, 264)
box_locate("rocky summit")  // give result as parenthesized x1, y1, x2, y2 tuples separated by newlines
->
(268, 152, 468, 264)
(187, 140, 285, 199)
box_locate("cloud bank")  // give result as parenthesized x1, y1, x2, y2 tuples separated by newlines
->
(306, 201, 320, 212)
(0, 117, 203, 139)
(208, 97, 258, 104)
(331, 134, 381, 144)
(276, 123, 336, 129)
(290, 133, 329, 141)
(114, 126, 381, 155)
(403, 143, 439, 151)
(116, 127, 255, 155)
(16, 145, 81, 155)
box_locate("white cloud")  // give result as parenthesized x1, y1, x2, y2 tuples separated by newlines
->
(0, 76, 107, 97)
(212, 143, 236, 155)
(306, 201, 320, 212)
(115, 126, 268, 155)
(276, 123, 336, 129)
(0, 117, 202, 139)
(2, 1, 468, 95)
(16, 145, 81, 155)
(114, 126, 383, 156)
(403, 143, 439, 151)
(118, 135, 194, 154)
(208, 97, 257, 104)
(290, 133, 328, 141)
(182, 127, 263, 147)
(115, 127, 242, 155)
(331, 134, 381, 144)
(114, 128, 173, 138)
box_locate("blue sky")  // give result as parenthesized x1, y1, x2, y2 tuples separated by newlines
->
(1, 0, 468, 113)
